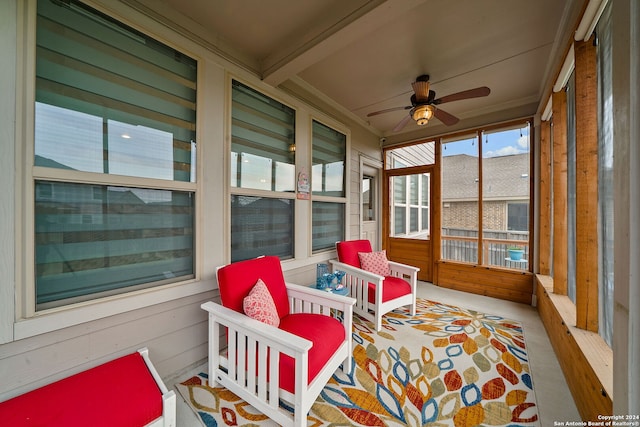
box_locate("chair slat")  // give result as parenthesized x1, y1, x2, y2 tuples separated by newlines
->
(237, 331, 247, 386)
(257, 342, 268, 401)
(268, 351, 279, 408)
(246, 338, 256, 393)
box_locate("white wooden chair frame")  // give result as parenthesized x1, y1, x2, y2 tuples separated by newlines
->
(201, 283, 355, 427)
(329, 259, 419, 331)
(139, 347, 176, 427)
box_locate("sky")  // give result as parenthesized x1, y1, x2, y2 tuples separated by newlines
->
(443, 125, 531, 158)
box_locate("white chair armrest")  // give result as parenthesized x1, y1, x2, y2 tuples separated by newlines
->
(285, 283, 356, 311)
(329, 260, 385, 284)
(388, 261, 420, 276)
(201, 301, 312, 354)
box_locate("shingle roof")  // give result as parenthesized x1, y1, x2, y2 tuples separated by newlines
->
(442, 153, 529, 201)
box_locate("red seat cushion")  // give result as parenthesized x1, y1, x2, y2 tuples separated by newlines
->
(217, 256, 290, 320)
(336, 240, 372, 268)
(0, 352, 162, 427)
(368, 276, 412, 304)
(277, 313, 346, 394)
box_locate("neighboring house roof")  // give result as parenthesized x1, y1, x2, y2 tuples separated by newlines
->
(442, 153, 529, 201)
(107, 189, 146, 206)
(35, 155, 75, 170)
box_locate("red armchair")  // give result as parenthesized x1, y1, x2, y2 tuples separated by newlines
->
(331, 239, 419, 331)
(201, 255, 355, 427)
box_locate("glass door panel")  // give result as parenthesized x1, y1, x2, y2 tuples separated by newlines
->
(390, 173, 430, 240)
(441, 136, 479, 263)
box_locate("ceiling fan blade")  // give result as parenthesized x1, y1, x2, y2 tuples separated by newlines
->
(367, 105, 411, 117)
(434, 108, 459, 126)
(434, 86, 490, 105)
(393, 114, 413, 132)
(411, 80, 430, 102)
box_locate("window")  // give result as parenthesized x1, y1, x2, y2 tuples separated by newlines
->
(441, 123, 531, 269)
(385, 141, 434, 241)
(441, 135, 479, 263)
(230, 80, 296, 261)
(34, 0, 197, 310)
(421, 174, 430, 230)
(482, 125, 531, 269)
(312, 120, 346, 252)
(507, 202, 529, 231)
(362, 175, 375, 221)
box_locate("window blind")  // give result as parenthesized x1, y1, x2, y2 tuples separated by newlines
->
(312, 120, 346, 197)
(231, 80, 295, 191)
(311, 202, 345, 252)
(229, 81, 296, 261)
(35, 182, 194, 306)
(311, 120, 346, 252)
(35, 0, 197, 182)
(231, 195, 294, 261)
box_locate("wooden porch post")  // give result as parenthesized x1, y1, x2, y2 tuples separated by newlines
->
(552, 89, 568, 296)
(574, 36, 599, 332)
(538, 119, 552, 275)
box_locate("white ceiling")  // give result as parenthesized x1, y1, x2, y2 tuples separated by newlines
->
(128, 0, 586, 139)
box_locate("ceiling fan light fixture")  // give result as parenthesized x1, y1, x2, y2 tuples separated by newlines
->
(411, 104, 435, 126)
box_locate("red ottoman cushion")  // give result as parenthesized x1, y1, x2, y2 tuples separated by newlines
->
(0, 352, 162, 427)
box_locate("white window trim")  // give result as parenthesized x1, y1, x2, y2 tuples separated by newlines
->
(14, 280, 212, 339)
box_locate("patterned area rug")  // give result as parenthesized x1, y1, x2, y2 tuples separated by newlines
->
(176, 299, 539, 426)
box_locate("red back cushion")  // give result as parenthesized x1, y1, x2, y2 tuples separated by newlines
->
(358, 250, 391, 276)
(217, 256, 290, 319)
(336, 240, 372, 268)
(243, 278, 280, 327)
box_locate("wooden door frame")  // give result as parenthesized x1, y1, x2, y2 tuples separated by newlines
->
(382, 164, 437, 282)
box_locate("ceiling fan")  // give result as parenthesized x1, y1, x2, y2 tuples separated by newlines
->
(367, 74, 491, 131)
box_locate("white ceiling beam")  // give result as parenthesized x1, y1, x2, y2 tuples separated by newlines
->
(575, 0, 609, 41)
(261, 0, 426, 87)
(553, 43, 575, 92)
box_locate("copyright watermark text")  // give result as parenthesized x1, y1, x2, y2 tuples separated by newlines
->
(553, 415, 640, 427)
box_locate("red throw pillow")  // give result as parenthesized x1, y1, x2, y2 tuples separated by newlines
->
(243, 279, 280, 327)
(358, 250, 391, 276)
